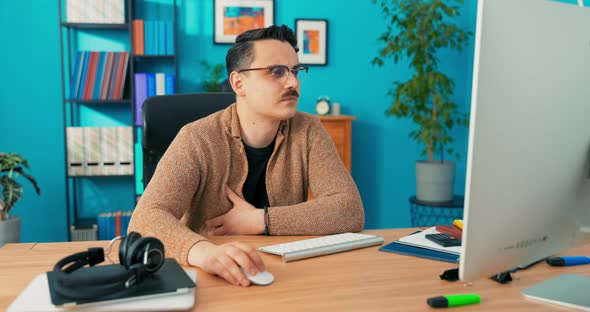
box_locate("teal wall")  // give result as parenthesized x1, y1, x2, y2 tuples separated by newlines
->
(0, 1, 68, 241)
(0, 0, 584, 242)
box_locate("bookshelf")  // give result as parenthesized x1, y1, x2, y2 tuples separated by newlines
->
(57, 0, 177, 241)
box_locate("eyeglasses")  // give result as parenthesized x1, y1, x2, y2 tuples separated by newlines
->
(237, 65, 309, 84)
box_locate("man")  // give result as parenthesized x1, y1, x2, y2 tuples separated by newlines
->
(128, 25, 364, 287)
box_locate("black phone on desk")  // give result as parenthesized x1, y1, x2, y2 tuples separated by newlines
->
(425, 233, 461, 247)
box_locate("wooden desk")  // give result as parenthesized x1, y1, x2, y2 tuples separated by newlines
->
(1, 229, 589, 311)
(319, 115, 355, 172)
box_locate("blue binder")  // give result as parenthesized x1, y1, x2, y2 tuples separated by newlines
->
(379, 240, 460, 263)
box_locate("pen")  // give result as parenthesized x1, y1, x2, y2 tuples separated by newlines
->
(452, 219, 463, 230)
(427, 294, 480, 308)
(546, 256, 590, 266)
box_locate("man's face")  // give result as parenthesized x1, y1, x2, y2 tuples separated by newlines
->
(236, 39, 302, 121)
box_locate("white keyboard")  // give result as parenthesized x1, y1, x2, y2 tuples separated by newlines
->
(258, 233, 384, 262)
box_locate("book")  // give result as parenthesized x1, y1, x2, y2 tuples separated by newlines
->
(107, 52, 120, 100)
(160, 21, 165, 55)
(165, 74, 175, 94)
(155, 73, 165, 95)
(73, 51, 86, 100)
(92, 52, 106, 100)
(121, 212, 132, 235)
(435, 224, 462, 239)
(379, 240, 459, 263)
(134, 134, 144, 195)
(100, 52, 114, 100)
(117, 52, 130, 99)
(144, 21, 154, 55)
(97, 213, 107, 240)
(77, 51, 89, 100)
(114, 211, 121, 237)
(69, 51, 82, 99)
(112, 52, 129, 100)
(83, 51, 99, 100)
(134, 73, 148, 126)
(132, 20, 145, 55)
(165, 21, 174, 55)
(146, 73, 156, 97)
(111, 53, 123, 100)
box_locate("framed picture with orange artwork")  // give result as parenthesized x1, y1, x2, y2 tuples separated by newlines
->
(214, 0, 275, 44)
(295, 19, 328, 66)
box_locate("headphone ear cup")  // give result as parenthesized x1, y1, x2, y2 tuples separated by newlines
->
(126, 237, 165, 273)
(119, 231, 141, 267)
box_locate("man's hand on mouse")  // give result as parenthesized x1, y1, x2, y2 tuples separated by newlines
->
(205, 186, 265, 236)
(188, 240, 266, 287)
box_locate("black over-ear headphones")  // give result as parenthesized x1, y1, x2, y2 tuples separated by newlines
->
(53, 232, 165, 299)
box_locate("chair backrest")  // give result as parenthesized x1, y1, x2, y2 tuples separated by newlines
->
(141, 92, 235, 188)
(220, 79, 232, 92)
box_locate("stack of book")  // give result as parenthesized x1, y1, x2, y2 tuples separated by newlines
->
(69, 51, 130, 101)
(97, 211, 133, 240)
(134, 72, 175, 126)
(379, 220, 463, 263)
(132, 20, 174, 55)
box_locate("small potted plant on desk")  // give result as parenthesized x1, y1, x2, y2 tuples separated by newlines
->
(0, 152, 41, 246)
(372, 0, 472, 202)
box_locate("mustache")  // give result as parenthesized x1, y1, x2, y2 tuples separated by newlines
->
(281, 90, 299, 98)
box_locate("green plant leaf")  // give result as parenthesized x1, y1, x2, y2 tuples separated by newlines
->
(200, 60, 226, 92)
(0, 176, 22, 213)
(0, 152, 40, 215)
(0, 153, 27, 171)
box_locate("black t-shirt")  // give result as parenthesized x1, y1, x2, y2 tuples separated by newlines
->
(242, 139, 275, 208)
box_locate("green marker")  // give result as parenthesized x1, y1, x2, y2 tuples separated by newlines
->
(427, 294, 481, 308)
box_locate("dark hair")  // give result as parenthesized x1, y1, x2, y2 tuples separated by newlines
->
(225, 25, 298, 76)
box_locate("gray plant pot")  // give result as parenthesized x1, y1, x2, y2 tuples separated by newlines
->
(416, 161, 455, 203)
(0, 215, 21, 247)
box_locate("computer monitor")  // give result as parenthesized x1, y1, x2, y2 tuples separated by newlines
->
(459, 0, 590, 282)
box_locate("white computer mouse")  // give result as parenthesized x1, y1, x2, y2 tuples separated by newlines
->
(241, 268, 274, 286)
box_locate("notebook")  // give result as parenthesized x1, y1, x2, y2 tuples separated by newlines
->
(522, 274, 590, 311)
(8, 259, 196, 311)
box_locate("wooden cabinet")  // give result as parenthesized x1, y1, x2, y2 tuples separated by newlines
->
(319, 116, 355, 172)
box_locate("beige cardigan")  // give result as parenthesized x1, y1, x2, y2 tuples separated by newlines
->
(128, 104, 364, 265)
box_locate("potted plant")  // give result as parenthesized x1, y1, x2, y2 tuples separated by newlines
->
(0, 153, 41, 246)
(372, 0, 472, 202)
(200, 60, 227, 92)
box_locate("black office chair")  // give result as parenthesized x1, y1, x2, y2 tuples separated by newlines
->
(220, 79, 233, 92)
(141, 93, 235, 188)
